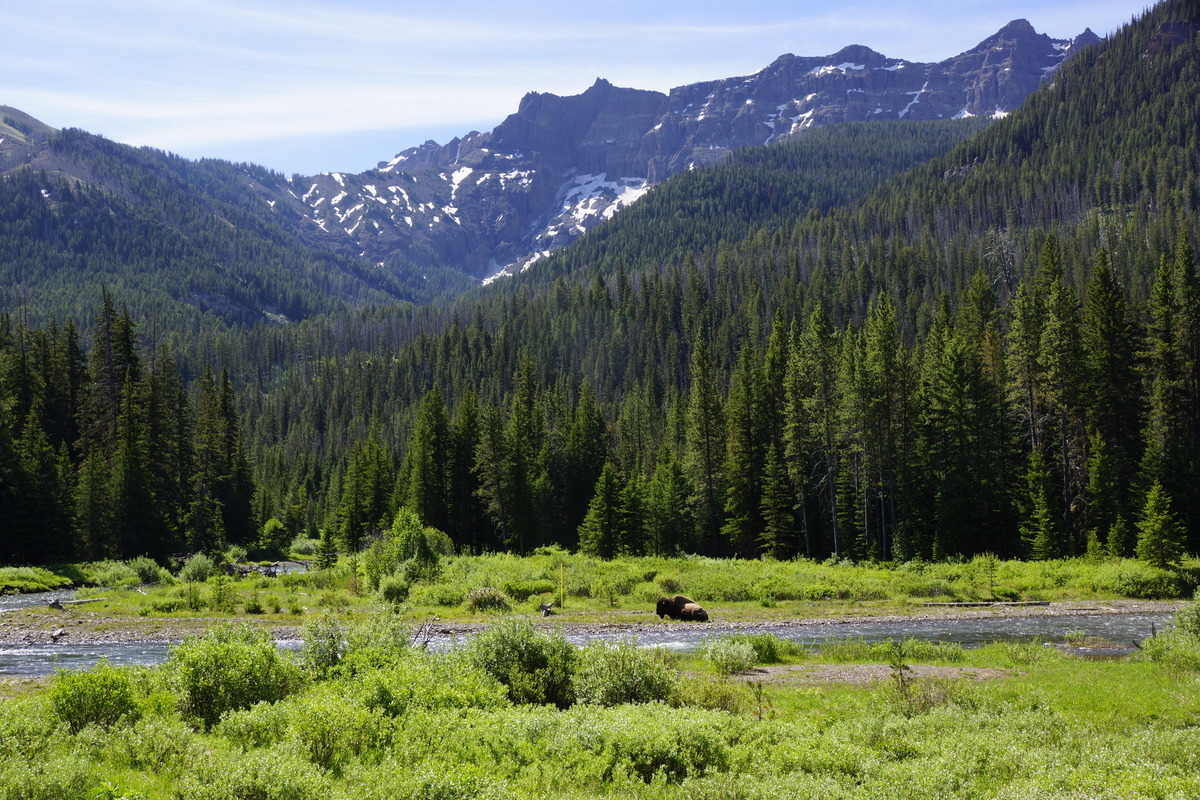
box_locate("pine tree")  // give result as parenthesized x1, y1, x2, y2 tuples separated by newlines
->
(646, 453, 693, 555)
(578, 462, 623, 559)
(1082, 252, 1142, 523)
(1136, 481, 1185, 569)
(685, 334, 725, 554)
(405, 386, 450, 531)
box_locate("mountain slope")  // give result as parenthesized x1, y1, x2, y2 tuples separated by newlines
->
(277, 21, 1098, 283)
(0, 113, 467, 329)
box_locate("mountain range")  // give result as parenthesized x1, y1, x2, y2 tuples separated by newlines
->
(272, 20, 1099, 283)
(1, 17, 1099, 327)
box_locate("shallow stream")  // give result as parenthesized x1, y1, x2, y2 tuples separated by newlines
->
(0, 606, 1172, 676)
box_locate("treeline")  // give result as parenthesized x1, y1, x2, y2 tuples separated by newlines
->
(0, 292, 256, 563)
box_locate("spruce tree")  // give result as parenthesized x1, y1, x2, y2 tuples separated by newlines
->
(1136, 481, 1186, 570)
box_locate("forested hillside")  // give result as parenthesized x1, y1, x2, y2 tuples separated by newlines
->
(1, 0, 1198, 572)
(0, 121, 466, 334)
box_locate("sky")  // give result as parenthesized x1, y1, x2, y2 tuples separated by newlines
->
(4, 0, 1151, 176)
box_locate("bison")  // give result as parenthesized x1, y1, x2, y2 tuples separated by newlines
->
(656, 594, 709, 622)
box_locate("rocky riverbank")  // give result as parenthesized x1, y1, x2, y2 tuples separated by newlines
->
(0, 598, 1183, 646)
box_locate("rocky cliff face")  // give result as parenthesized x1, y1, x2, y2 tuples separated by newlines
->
(266, 21, 1099, 283)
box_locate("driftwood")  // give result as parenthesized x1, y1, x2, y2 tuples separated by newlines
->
(918, 601, 1050, 608)
(48, 598, 106, 609)
(538, 600, 556, 617)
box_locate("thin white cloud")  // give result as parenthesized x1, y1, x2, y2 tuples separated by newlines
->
(3, 0, 1151, 173)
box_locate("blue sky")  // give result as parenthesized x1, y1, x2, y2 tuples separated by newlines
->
(4, 0, 1150, 176)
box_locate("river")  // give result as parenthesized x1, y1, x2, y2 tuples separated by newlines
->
(0, 608, 1173, 677)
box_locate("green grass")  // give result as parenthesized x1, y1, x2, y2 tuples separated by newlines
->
(8, 553, 1193, 630)
(2, 623, 1199, 800)
(0, 565, 82, 594)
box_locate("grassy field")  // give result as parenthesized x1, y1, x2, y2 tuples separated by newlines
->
(5, 550, 1197, 629)
(1, 603, 1199, 800)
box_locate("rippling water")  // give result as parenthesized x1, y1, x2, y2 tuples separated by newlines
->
(1, 610, 1173, 676)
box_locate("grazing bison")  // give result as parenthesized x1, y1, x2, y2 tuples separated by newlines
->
(656, 595, 709, 622)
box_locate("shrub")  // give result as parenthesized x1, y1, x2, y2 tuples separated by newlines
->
(572, 705, 731, 784)
(166, 624, 305, 730)
(0, 698, 62, 761)
(701, 636, 757, 676)
(178, 553, 216, 583)
(128, 555, 167, 585)
(379, 574, 410, 606)
(573, 639, 679, 705)
(465, 620, 577, 707)
(0, 753, 94, 800)
(356, 652, 508, 716)
(174, 742, 332, 800)
(291, 537, 321, 556)
(423, 526, 456, 556)
(259, 517, 291, 553)
(88, 560, 140, 589)
(464, 586, 511, 613)
(725, 633, 799, 664)
(1087, 560, 1184, 599)
(408, 583, 467, 606)
(1142, 631, 1200, 671)
(300, 614, 346, 676)
(285, 687, 395, 772)
(1174, 590, 1200, 638)
(215, 701, 290, 750)
(111, 716, 200, 772)
(48, 660, 141, 733)
(224, 544, 248, 565)
(501, 578, 555, 602)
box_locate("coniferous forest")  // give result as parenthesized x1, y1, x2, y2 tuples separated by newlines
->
(2, 0, 1200, 574)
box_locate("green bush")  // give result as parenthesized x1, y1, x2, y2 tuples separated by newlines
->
(175, 742, 332, 800)
(166, 624, 305, 729)
(179, 553, 216, 583)
(111, 716, 200, 772)
(356, 652, 508, 717)
(300, 614, 345, 676)
(573, 639, 679, 706)
(0, 752, 94, 800)
(465, 620, 577, 707)
(48, 660, 141, 733)
(0, 566, 75, 593)
(724, 633, 799, 664)
(1087, 560, 1184, 599)
(701, 636, 757, 676)
(1174, 590, 1200, 638)
(501, 578, 555, 602)
(379, 574, 410, 605)
(570, 705, 732, 784)
(88, 560, 141, 589)
(464, 586, 511, 613)
(215, 700, 291, 750)
(1142, 631, 1200, 671)
(345, 761, 514, 800)
(0, 698, 63, 761)
(285, 687, 395, 773)
(128, 555, 168, 585)
(291, 537, 321, 556)
(408, 583, 467, 606)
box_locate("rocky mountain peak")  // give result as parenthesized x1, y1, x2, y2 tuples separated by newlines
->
(273, 18, 1101, 285)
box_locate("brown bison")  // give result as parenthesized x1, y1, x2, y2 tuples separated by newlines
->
(656, 594, 709, 622)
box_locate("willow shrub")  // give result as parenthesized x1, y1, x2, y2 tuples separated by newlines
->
(465, 620, 576, 707)
(48, 660, 141, 733)
(573, 639, 680, 706)
(165, 624, 305, 730)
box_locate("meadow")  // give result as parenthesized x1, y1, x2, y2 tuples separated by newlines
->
(3, 550, 1200, 799)
(1, 602, 1199, 800)
(4, 548, 1197, 627)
